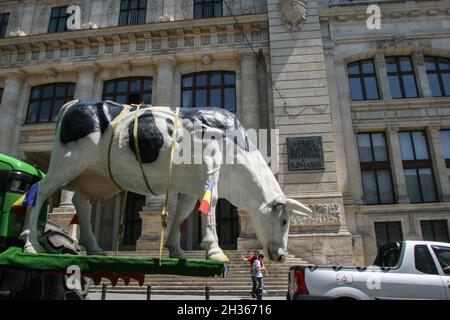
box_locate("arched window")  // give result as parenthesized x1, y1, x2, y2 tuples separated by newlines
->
(25, 83, 75, 124)
(347, 59, 379, 101)
(102, 77, 153, 104)
(425, 56, 450, 97)
(386, 56, 419, 99)
(181, 71, 236, 112)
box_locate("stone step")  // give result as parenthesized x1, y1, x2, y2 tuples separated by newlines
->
(91, 288, 288, 296)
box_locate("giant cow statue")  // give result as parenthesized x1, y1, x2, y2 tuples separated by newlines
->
(20, 100, 312, 262)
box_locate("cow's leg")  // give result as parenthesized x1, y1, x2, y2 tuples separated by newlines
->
(200, 142, 229, 262)
(165, 193, 197, 259)
(72, 190, 104, 255)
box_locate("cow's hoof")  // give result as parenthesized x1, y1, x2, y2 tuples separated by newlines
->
(208, 252, 230, 262)
(23, 242, 45, 254)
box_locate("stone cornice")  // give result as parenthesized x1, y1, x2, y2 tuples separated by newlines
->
(354, 202, 450, 215)
(350, 96, 450, 111)
(320, 0, 450, 22)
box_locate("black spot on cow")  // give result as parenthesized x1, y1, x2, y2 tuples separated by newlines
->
(60, 100, 111, 144)
(179, 107, 255, 151)
(166, 118, 174, 138)
(128, 110, 164, 164)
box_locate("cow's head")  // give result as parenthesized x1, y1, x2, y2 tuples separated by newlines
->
(250, 196, 312, 262)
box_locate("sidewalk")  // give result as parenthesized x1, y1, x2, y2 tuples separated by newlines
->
(87, 292, 285, 300)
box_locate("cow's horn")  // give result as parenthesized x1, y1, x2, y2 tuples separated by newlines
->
(285, 198, 312, 217)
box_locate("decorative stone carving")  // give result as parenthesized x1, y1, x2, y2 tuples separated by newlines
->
(291, 203, 341, 225)
(46, 68, 57, 78)
(375, 36, 431, 50)
(201, 54, 212, 66)
(120, 61, 131, 73)
(278, 0, 308, 32)
(413, 51, 425, 66)
(181, 0, 192, 19)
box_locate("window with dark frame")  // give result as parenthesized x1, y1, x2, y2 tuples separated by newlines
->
(421, 220, 450, 243)
(386, 56, 419, 99)
(425, 56, 450, 97)
(181, 71, 236, 112)
(415, 245, 439, 275)
(399, 131, 438, 203)
(0, 13, 9, 38)
(357, 133, 395, 204)
(374, 221, 403, 249)
(48, 6, 69, 33)
(118, 0, 147, 26)
(25, 83, 75, 124)
(347, 59, 380, 101)
(440, 130, 450, 184)
(194, 0, 223, 19)
(102, 77, 153, 105)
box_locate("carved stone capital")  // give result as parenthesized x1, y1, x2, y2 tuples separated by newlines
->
(78, 64, 97, 74)
(153, 56, 177, 69)
(5, 70, 25, 82)
(386, 125, 399, 134)
(413, 51, 425, 66)
(427, 124, 441, 133)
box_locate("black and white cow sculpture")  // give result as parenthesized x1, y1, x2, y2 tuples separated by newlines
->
(21, 100, 312, 262)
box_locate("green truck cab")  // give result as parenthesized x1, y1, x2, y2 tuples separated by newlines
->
(0, 153, 48, 251)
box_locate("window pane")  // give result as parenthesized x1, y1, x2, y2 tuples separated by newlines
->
(405, 169, 422, 203)
(388, 76, 402, 99)
(399, 57, 413, 72)
(375, 223, 388, 248)
(418, 168, 437, 202)
(387, 222, 403, 243)
(214, 3, 222, 17)
(38, 101, 51, 123)
(142, 93, 151, 104)
(439, 59, 450, 71)
(129, 78, 141, 92)
(357, 134, 372, 162)
(119, 11, 128, 25)
(224, 73, 235, 85)
(130, 0, 138, 9)
(104, 82, 115, 94)
(58, 18, 66, 32)
(377, 170, 394, 204)
(196, 75, 208, 87)
(434, 221, 450, 242)
(440, 130, 450, 159)
(210, 74, 221, 86)
(362, 60, 375, 74)
(364, 77, 379, 100)
(347, 64, 359, 75)
(442, 74, 450, 96)
(425, 58, 436, 71)
(421, 221, 434, 241)
(103, 95, 113, 101)
(26, 102, 39, 123)
(349, 78, 363, 101)
(210, 89, 221, 108)
(31, 87, 41, 99)
(412, 131, 429, 160)
(182, 76, 193, 88)
(43, 86, 54, 98)
(403, 75, 418, 98)
(372, 133, 388, 162)
(399, 132, 414, 160)
(115, 95, 127, 103)
(55, 85, 67, 97)
(116, 80, 128, 92)
(67, 84, 75, 97)
(224, 88, 235, 112)
(386, 58, 398, 73)
(48, 20, 57, 33)
(196, 90, 207, 107)
(362, 171, 378, 204)
(428, 74, 443, 97)
(182, 90, 193, 107)
(415, 245, 438, 275)
(121, 0, 129, 9)
(143, 79, 152, 91)
(52, 99, 65, 121)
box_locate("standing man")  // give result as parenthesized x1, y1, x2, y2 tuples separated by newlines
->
(241, 250, 269, 298)
(252, 254, 266, 300)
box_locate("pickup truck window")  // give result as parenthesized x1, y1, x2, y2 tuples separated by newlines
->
(415, 245, 438, 275)
(432, 246, 450, 274)
(373, 242, 403, 267)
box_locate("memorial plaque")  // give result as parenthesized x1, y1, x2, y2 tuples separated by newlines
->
(287, 136, 324, 170)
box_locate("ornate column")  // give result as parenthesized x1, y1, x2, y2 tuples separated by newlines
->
(153, 56, 176, 107)
(240, 53, 260, 130)
(427, 125, 450, 202)
(374, 52, 392, 100)
(413, 51, 432, 98)
(75, 64, 97, 100)
(0, 71, 24, 155)
(386, 126, 410, 204)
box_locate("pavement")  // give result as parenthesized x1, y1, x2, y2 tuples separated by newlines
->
(87, 292, 286, 300)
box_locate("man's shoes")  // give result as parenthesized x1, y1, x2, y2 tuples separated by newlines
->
(251, 292, 256, 298)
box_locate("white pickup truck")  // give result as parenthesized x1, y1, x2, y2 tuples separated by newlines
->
(287, 240, 450, 300)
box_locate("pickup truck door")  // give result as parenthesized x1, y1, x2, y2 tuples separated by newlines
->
(431, 245, 450, 300)
(374, 245, 447, 300)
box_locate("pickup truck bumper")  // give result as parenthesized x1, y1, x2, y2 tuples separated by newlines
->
(293, 294, 333, 300)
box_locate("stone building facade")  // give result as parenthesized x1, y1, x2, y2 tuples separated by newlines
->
(0, 0, 449, 265)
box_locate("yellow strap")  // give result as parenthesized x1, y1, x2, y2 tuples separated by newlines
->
(133, 104, 157, 196)
(108, 105, 130, 189)
(159, 107, 180, 265)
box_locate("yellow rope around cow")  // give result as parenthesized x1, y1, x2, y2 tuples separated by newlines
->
(159, 107, 180, 265)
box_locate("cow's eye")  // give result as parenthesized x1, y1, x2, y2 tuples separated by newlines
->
(281, 219, 287, 227)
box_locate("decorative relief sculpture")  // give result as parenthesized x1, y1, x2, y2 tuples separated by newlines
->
(375, 36, 431, 50)
(278, 0, 307, 32)
(291, 203, 341, 225)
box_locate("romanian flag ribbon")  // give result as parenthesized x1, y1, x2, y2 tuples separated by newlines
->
(198, 181, 214, 215)
(12, 182, 40, 216)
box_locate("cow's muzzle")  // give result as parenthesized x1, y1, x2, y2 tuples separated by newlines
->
(268, 246, 286, 263)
